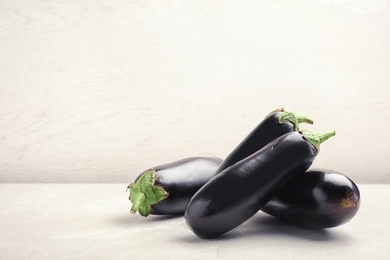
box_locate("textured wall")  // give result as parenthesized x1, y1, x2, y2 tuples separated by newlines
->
(1, 0, 389, 183)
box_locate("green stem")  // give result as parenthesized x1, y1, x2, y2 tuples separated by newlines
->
(130, 193, 144, 214)
(296, 114, 314, 125)
(127, 169, 168, 217)
(278, 109, 314, 131)
(301, 130, 336, 152)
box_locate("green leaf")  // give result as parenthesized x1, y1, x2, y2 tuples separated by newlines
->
(127, 169, 168, 217)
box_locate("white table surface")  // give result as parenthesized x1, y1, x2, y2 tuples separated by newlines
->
(1, 184, 388, 259)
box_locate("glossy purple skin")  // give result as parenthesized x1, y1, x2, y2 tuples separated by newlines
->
(147, 157, 223, 215)
(261, 169, 360, 229)
(216, 111, 295, 173)
(184, 132, 316, 239)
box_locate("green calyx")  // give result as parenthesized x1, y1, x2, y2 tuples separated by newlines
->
(127, 169, 168, 217)
(277, 108, 314, 131)
(301, 130, 336, 152)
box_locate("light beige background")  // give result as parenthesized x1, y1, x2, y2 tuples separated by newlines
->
(1, 0, 389, 183)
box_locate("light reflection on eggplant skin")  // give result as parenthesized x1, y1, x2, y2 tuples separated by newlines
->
(324, 173, 354, 190)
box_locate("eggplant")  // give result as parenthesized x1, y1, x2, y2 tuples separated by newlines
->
(127, 157, 222, 217)
(216, 108, 313, 173)
(184, 130, 335, 239)
(261, 168, 360, 228)
(127, 108, 312, 217)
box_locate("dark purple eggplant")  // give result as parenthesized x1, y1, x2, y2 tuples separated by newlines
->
(216, 108, 313, 173)
(261, 168, 360, 228)
(184, 130, 335, 239)
(127, 157, 222, 217)
(127, 108, 311, 217)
